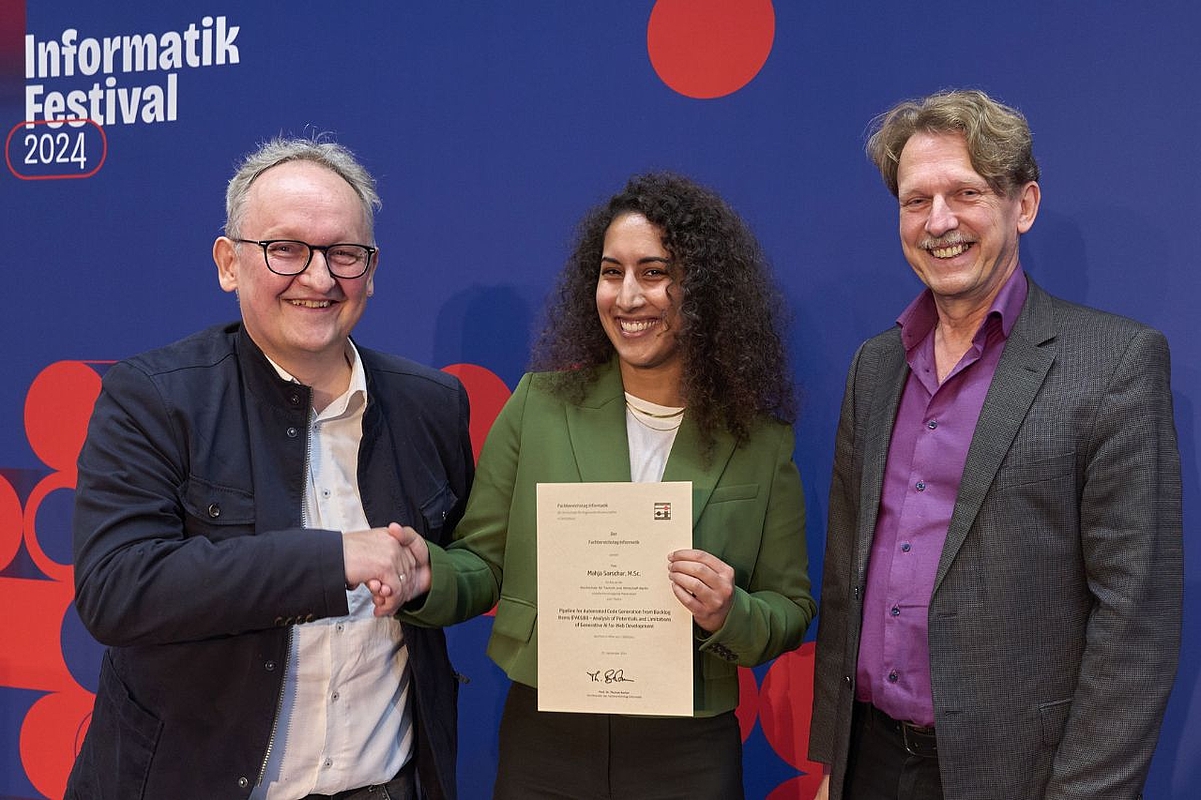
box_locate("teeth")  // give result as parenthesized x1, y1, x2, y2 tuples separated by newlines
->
(931, 242, 970, 259)
(620, 319, 656, 333)
(290, 299, 332, 308)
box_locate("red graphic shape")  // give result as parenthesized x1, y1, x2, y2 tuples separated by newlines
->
(0, 474, 22, 572)
(0, 576, 77, 692)
(5, 118, 108, 180)
(441, 363, 512, 463)
(24, 472, 76, 582)
(647, 0, 775, 99)
(20, 687, 95, 800)
(735, 665, 761, 741)
(758, 642, 824, 795)
(24, 361, 103, 475)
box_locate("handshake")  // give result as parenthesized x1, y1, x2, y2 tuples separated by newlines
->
(342, 523, 433, 616)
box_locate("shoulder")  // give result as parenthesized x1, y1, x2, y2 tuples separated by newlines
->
(120, 322, 240, 378)
(356, 344, 466, 399)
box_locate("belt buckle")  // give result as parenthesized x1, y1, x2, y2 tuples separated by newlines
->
(901, 720, 937, 758)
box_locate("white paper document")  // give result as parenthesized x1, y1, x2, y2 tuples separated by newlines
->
(536, 480, 693, 716)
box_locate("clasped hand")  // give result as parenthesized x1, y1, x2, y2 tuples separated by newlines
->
(667, 548, 735, 633)
(342, 523, 431, 616)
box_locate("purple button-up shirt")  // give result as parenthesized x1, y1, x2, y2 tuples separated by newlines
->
(855, 269, 1028, 727)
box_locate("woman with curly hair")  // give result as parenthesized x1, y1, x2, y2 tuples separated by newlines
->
(403, 172, 815, 798)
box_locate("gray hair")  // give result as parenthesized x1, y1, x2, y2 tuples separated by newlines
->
(223, 136, 381, 240)
(866, 89, 1040, 198)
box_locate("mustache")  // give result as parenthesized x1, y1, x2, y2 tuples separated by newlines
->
(918, 233, 973, 250)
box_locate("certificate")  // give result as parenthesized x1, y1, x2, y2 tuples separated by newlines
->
(536, 481, 693, 716)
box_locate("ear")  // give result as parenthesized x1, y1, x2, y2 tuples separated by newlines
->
(214, 236, 239, 293)
(1016, 181, 1040, 234)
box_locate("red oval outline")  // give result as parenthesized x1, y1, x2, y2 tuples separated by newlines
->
(6, 119, 108, 181)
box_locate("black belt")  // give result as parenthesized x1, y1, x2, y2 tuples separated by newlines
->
(303, 757, 416, 800)
(857, 701, 938, 759)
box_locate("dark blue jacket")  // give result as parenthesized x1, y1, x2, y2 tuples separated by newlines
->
(67, 322, 473, 800)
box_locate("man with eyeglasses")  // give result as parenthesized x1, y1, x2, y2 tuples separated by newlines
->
(67, 137, 474, 800)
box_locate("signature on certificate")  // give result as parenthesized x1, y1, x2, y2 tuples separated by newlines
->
(586, 668, 636, 684)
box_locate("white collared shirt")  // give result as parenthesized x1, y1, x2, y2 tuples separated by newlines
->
(254, 343, 413, 799)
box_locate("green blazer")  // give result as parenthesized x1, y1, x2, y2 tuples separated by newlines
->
(407, 359, 815, 715)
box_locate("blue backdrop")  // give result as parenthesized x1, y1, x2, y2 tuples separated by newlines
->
(1, 2, 1197, 798)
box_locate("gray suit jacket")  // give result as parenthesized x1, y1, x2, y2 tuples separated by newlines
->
(809, 278, 1182, 799)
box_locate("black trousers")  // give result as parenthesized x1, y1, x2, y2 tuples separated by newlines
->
(844, 702, 943, 800)
(494, 682, 743, 800)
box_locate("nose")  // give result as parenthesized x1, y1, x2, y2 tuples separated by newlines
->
(616, 272, 644, 309)
(298, 248, 337, 291)
(925, 194, 959, 237)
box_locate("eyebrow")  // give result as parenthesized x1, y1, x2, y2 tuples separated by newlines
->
(600, 255, 671, 265)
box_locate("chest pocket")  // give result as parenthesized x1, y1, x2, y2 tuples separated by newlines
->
(181, 474, 255, 541)
(419, 481, 460, 544)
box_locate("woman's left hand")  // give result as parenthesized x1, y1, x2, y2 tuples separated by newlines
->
(667, 549, 735, 633)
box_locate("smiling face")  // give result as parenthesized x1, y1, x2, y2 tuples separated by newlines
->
(595, 212, 683, 402)
(896, 131, 1039, 317)
(213, 160, 376, 378)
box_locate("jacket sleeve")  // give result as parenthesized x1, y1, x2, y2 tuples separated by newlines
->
(405, 374, 532, 627)
(72, 361, 348, 647)
(699, 422, 816, 667)
(1044, 327, 1183, 796)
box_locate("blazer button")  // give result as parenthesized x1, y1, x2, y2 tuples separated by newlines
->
(207, 503, 221, 518)
(265, 660, 276, 671)
(238, 776, 249, 788)
(286, 427, 299, 438)
(274, 616, 285, 626)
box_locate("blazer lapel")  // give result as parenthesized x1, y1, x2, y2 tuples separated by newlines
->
(933, 279, 1057, 592)
(858, 336, 909, 576)
(662, 419, 737, 545)
(566, 361, 632, 483)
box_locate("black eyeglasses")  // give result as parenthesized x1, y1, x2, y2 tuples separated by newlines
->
(234, 238, 377, 279)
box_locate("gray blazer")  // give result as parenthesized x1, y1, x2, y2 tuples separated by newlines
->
(809, 278, 1183, 799)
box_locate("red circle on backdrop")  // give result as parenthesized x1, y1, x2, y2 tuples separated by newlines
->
(23, 471, 77, 583)
(19, 688, 94, 800)
(441, 363, 512, 464)
(647, 0, 776, 99)
(0, 475, 23, 572)
(759, 642, 822, 769)
(735, 665, 761, 741)
(24, 361, 104, 474)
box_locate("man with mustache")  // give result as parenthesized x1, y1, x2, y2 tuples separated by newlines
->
(808, 89, 1182, 799)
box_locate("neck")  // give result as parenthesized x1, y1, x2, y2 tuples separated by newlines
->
(280, 347, 353, 413)
(618, 362, 684, 407)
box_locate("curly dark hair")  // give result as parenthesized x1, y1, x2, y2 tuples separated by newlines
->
(531, 172, 796, 448)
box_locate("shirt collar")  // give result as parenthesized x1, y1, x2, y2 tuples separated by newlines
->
(263, 341, 368, 416)
(897, 267, 1028, 351)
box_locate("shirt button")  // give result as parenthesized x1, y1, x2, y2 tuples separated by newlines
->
(915, 480, 927, 491)
(927, 419, 938, 429)
(888, 670, 899, 683)
(901, 543, 911, 552)
(336, 623, 345, 633)
(324, 759, 333, 769)
(332, 691, 340, 701)
(891, 606, 901, 617)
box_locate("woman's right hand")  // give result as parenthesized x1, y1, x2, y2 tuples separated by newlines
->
(812, 774, 829, 800)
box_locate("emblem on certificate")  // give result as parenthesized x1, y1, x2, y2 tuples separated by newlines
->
(536, 481, 694, 716)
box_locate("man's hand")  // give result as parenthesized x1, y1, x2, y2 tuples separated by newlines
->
(342, 524, 420, 616)
(667, 548, 735, 633)
(386, 523, 432, 598)
(812, 774, 829, 800)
